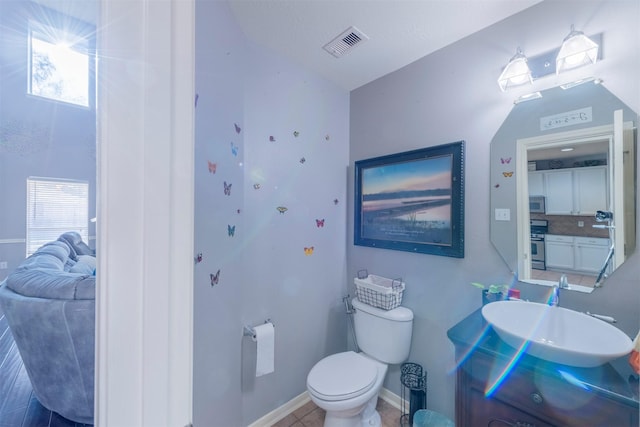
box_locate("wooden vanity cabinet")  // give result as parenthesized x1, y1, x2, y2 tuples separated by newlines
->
(454, 346, 638, 427)
(465, 388, 552, 427)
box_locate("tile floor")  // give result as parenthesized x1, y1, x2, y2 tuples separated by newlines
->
(530, 268, 597, 287)
(271, 398, 403, 427)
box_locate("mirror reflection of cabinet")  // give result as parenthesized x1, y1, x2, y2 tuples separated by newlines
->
(546, 167, 607, 215)
(545, 235, 574, 270)
(575, 237, 611, 274)
(528, 171, 544, 196)
(545, 170, 574, 214)
(545, 234, 612, 275)
(574, 167, 607, 215)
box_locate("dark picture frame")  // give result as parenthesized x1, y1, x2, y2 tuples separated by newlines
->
(354, 141, 465, 258)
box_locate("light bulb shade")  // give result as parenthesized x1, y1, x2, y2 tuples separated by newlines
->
(556, 29, 598, 73)
(498, 50, 532, 92)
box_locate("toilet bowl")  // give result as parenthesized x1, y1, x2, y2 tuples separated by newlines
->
(307, 297, 413, 427)
(307, 351, 387, 427)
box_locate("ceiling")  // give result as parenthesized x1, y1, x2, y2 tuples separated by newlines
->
(228, 0, 543, 91)
(528, 139, 609, 161)
(32, 0, 545, 91)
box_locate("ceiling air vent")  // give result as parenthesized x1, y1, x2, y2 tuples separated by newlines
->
(323, 26, 369, 58)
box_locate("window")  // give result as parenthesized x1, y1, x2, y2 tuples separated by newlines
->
(26, 177, 89, 256)
(28, 25, 90, 107)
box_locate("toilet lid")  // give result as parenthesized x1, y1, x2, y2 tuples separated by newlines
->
(307, 351, 377, 401)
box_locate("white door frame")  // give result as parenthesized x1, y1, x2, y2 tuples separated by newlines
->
(96, 1, 195, 425)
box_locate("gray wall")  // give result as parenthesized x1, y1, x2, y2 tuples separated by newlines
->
(193, 1, 245, 425)
(193, 1, 350, 425)
(0, 1, 96, 280)
(349, 0, 639, 420)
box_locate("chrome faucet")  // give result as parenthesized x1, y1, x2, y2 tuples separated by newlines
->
(559, 274, 569, 289)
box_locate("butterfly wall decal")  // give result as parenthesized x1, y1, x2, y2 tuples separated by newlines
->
(228, 225, 235, 236)
(230, 142, 238, 157)
(501, 157, 512, 164)
(224, 181, 232, 195)
(207, 161, 217, 174)
(293, 131, 299, 138)
(194, 93, 199, 108)
(194, 253, 203, 264)
(276, 206, 288, 214)
(304, 246, 314, 256)
(503, 171, 514, 178)
(269, 136, 276, 142)
(334, 199, 339, 205)
(300, 157, 306, 164)
(253, 183, 261, 190)
(210, 270, 220, 286)
(316, 219, 325, 228)
(325, 134, 330, 141)
(234, 123, 241, 134)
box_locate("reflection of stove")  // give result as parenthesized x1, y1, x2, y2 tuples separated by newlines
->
(530, 219, 548, 270)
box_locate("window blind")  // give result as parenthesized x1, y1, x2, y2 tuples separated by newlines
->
(26, 177, 89, 256)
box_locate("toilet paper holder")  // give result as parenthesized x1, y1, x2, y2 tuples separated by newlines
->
(243, 319, 274, 339)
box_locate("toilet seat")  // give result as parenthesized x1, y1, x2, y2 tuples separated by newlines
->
(307, 351, 378, 401)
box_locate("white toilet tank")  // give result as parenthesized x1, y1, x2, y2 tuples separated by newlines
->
(352, 298, 413, 364)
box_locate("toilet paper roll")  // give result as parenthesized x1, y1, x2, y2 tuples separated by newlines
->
(253, 322, 275, 377)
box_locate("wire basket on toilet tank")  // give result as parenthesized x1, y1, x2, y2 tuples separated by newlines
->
(354, 274, 405, 310)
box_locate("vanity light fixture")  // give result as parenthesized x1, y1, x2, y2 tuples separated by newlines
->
(513, 91, 542, 104)
(560, 77, 603, 90)
(560, 147, 574, 152)
(498, 48, 532, 92)
(501, 30, 601, 99)
(556, 25, 599, 74)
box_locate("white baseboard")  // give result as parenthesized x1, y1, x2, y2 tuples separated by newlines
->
(247, 391, 311, 427)
(379, 387, 403, 411)
(246, 388, 404, 427)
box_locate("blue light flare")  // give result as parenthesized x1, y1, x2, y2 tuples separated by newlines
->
(558, 370, 590, 390)
(484, 340, 530, 397)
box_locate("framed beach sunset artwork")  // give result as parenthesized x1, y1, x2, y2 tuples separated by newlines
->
(354, 141, 465, 258)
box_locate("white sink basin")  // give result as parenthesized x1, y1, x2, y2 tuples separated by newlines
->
(482, 301, 633, 367)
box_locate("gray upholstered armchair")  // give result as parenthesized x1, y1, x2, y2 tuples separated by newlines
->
(0, 234, 95, 424)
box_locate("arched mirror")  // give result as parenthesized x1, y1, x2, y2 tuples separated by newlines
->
(490, 84, 637, 293)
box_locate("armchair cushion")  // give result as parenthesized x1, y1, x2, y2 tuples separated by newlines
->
(6, 242, 95, 300)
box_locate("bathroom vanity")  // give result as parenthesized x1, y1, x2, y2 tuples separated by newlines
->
(447, 310, 639, 427)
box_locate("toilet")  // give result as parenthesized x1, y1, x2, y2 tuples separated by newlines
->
(306, 297, 414, 427)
